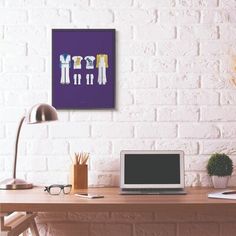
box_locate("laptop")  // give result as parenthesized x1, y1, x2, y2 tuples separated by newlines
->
(120, 150, 186, 195)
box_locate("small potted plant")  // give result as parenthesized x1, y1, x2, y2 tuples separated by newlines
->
(207, 153, 233, 188)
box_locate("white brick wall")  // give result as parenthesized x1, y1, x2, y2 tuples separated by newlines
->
(0, 0, 236, 195)
(36, 207, 236, 236)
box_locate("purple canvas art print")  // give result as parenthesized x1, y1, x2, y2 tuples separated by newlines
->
(52, 29, 115, 109)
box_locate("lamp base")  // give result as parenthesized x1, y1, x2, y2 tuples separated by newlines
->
(0, 178, 33, 190)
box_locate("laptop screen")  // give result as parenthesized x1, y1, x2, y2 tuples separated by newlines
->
(120, 150, 184, 189)
(124, 154, 180, 184)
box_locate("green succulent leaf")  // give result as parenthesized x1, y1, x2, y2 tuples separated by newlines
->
(207, 153, 233, 176)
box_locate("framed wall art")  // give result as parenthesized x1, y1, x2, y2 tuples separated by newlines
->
(52, 29, 116, 109)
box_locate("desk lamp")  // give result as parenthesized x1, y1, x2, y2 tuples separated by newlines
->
(0, 104, 58, 190)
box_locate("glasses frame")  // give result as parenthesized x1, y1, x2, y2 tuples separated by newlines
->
(44, 184, 72, 195)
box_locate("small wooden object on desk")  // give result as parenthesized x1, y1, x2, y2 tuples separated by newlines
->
(71, 152, 89, 190)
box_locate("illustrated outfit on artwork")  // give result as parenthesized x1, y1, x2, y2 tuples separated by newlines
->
(72, 56, 83, 69)
(96, 54, 108, 85)
(74, 74, 82, 85)
(86, 74, 94, 85)
(60, 54, 71, 84)
(84, 56, 95, 69)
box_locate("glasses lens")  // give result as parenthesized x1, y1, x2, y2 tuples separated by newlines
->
(63, 186, 72, 194)
(50, 186, 61, 195)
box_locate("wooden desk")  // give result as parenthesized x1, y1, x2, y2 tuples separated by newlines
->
(1, 187, 236, 236)
(1, 187, 236, 213)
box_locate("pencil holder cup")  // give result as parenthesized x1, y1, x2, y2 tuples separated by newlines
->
(71, 164, 88, 190)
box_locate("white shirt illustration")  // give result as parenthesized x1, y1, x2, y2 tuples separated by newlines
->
(96, 54, 108, 85)
(84, 56, 95, 69)
(60, 54, 71, 85)
(72, 56, 83, 69)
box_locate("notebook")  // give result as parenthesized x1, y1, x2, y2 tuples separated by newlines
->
(120, 150, 186, 195)
(208, 190, 236, 200)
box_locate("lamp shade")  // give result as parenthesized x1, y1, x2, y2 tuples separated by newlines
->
(27, 103, 58, 124)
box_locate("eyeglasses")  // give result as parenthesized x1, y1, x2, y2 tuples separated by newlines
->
(44, 184, 72, 195)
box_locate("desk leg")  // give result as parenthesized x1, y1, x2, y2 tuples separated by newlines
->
(23, 231, 28, 236)
(29, 219, 40, 236)
(0, 220, 8, 236)
(0, 212, 39, 236)
(0, 213, 10, 236)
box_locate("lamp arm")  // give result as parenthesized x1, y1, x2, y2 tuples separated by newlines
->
(13, 116, 25, 179)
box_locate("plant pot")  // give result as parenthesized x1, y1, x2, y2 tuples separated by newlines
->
(211, 176, 230, 189)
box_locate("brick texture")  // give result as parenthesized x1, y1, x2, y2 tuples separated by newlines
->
(179, 223, 219, 236)
(36, 208, 236, 235)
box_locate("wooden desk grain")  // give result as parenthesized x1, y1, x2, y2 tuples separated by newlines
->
(1, 187, 236, 213)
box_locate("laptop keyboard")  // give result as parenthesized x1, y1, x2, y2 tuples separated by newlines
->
(120, 188, 186, 195)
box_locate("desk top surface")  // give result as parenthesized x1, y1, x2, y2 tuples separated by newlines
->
(1, 187, 236, 212)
